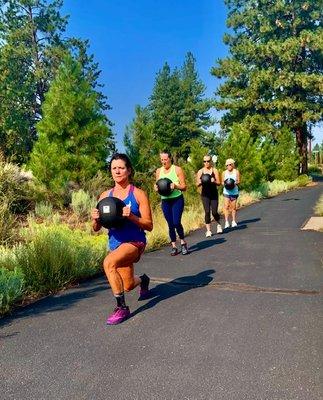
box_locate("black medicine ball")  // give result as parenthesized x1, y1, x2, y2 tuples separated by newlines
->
(156, 178, 173, 196)
(201, 173, 212, 186)
(224, 178, 235, 191)
(96, 196, 125, 229)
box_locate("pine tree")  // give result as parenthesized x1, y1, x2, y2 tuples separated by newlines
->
(28, 56, 114, 201)
(124, 105, 158, 173)
(0, 0, 110, 163)
(149, 63, 185, 159)
(219, 122, 265, 190)
(212, 0, 322, 174)
(180, 52, 212, 155)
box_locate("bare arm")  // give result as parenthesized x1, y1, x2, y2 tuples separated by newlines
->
(174, 166, 186, 191)
(196, 169, 203, 187)
(236, 170, 240, 185)
(125, 188, 153, 231)
(213, 168, 221, 185)
(91, 190, 110, 231)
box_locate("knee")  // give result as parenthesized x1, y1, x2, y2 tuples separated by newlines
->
(103, 256, 117, 274)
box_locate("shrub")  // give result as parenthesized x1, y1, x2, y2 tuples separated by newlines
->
(71, 190, 96, 219)
(314, 195, 323, 216)
(16, 223, 106, 294)
(0, 267, 24, 315)
(34, 201, 54, 219)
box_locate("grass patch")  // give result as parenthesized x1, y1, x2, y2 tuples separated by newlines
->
(314, 194, 323, 216)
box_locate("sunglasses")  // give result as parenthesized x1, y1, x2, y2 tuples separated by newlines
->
(203, 160, 211, 163)
(226, 163, 233, 166)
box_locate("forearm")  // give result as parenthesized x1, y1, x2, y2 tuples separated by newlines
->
(174, 182, 186, 191)
(92, 219, 102, 232)
(128, 213, 153, 231)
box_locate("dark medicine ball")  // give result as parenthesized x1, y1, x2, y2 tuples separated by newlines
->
(96, 196, 125, 229)
(156, 177, 173, 196)
(224, 178, 236, 191)
(201, 173, 212, 186)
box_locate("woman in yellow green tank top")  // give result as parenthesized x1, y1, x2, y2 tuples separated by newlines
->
(155, 150, 188, 256)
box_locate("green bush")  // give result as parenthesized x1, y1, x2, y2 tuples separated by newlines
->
(0, 202, 16, 245)
(296, 174, 311, 187)
(34, 201, 54, 219)
(308, 165, 322, 175)
(16, 223, 106, 294)
(70, 189, 96, 219)
(0, 267, 24, 315)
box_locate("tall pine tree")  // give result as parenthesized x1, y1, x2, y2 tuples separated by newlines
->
(212, 0, 322, 174)
(0, 0, 110, 163)
(28, 56, 114, 201)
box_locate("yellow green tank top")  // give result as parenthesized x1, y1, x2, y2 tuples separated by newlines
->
(159, 165, 182, 200)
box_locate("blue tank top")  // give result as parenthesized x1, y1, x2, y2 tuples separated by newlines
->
(108, 185, 146, 250)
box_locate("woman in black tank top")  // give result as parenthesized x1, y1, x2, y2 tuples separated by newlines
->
(196, 156, 222, 237)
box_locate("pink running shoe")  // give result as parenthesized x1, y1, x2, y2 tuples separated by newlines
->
(106, 306, 130, 325)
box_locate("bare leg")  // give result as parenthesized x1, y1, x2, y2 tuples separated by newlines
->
(103, 243, 141, 295)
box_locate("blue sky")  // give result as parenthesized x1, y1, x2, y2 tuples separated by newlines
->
(62, 0, 322, 148)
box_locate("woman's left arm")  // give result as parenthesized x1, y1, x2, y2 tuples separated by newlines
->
(236, 170, 241, 185)
(213, 168, 221, 186)
(124, 188, 153, 231)
(173, 166, 187, 191)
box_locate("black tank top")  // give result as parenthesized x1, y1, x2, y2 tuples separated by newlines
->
(201, 171, 218, 199)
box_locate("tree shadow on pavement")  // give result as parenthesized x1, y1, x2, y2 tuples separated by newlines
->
(189, 238, 226, 253)
(131, 269, 215, 318)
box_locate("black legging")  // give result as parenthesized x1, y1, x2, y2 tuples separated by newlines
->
(201, 195, 220, 224)
(161, 195, 185, 242)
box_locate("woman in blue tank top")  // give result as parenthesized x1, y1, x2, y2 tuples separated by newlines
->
(91, 153, 153, 325)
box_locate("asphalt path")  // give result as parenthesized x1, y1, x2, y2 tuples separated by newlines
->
(1, 183, 322, 400)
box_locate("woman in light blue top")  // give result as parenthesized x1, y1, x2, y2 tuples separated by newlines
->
(222, 158, 240, 229)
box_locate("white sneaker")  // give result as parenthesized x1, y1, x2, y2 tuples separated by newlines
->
(224, 221, 230, 229)
(216, 224, 223, 234)
(205, 230, 212, 237)
(231, 221, 238, 228)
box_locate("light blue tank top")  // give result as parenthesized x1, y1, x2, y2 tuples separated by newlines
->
(108, 185, 146, 250)
(223, 170, 239, 196)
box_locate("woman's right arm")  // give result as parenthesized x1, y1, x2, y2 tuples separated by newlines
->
(91, 191, 108, 231)
(196, 169, 202, 187)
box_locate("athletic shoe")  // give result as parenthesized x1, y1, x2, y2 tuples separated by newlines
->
(224, 221, 230, 229)
(216, 224, 223, 234)
(106, 306, 130, 325)
(231, 221, 238, 228)
(181, 243, 188, 255)
(138, 274, 150, 300)
(171, 247, 179, 256)
(205, 230, 212, 237)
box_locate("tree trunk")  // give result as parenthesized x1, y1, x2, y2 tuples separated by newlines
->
(295, 125, 308, 175)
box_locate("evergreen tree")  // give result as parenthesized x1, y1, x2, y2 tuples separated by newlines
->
(212, 0, 322, 174)
(0, 0, 110, 163)
(124, 105, 158, 173)
(149, 63, 185, 159)
(28, 56, 114, 201)
(180, 52, 212, 155)
(219, 122, 265, 190)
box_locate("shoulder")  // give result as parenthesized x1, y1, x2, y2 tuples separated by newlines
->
(213, 168, 219, 174)
(156, 167, 161, 176)
(133, 186, 148, 202)
(175, 165, 183, 174)
(98, 190, 110, 201)
(197, 168, 203, 174)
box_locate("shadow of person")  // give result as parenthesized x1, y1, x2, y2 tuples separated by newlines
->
(131, 269, 215, 318)
(189, 238, 226, 253)
(238, 217, 261, 224)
